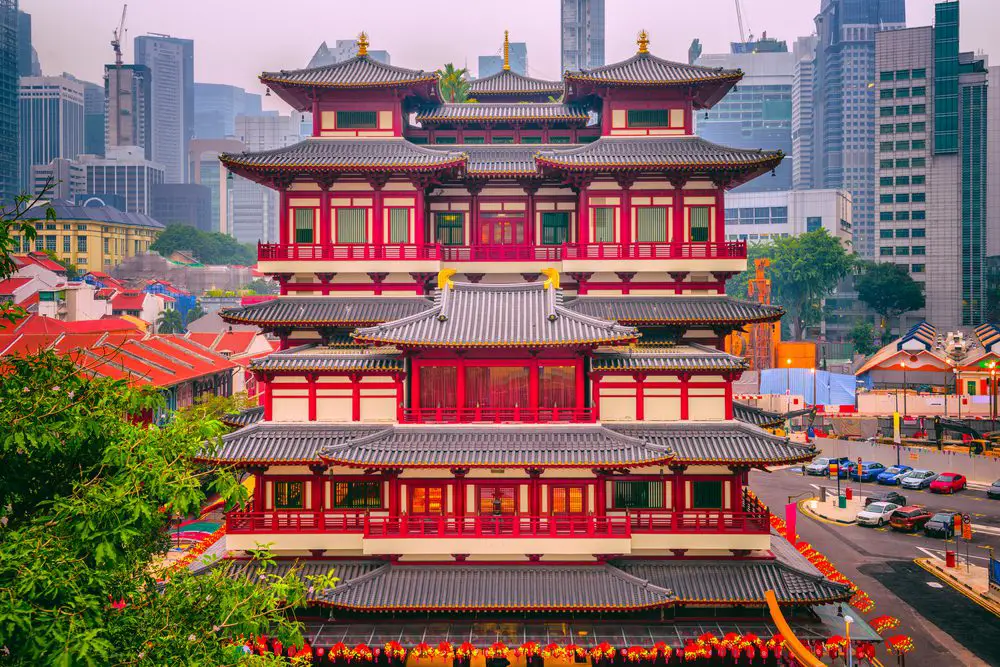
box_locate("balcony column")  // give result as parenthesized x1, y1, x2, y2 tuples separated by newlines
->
(521, 181, 539, 246)
(261, 374, 273, 421)
(455, 353, 467, 412)
(350, 373, 361, 421)
(670, 464, 687, 511)
(309, 464, 328, 512)
(278, 187, 290, 245)
(451, 468, 468, 516)
(635, 373, 646, 421)
(594, 471, 606, 517)
(728, 465, 748, 512)
(724, 372, 735, 420)
(528, 354, 540, 412)
(410, 177, 428, 247)
(575, 179, 590, 245)
(670, 178, 687, 244)
(318, 178, 334, 246)
(395, 372, 405, 422)
(307, 373, 318, 422)
(713, 181, 727, 243)
(385, 469, 402, 516)
(526, 468, 543, 516)
(679, 372, 691, 420)
(615, 175, 636, 248)
(575, 354, 586, 412)
(467, 181, 484, 248)
(249, 466, 267, 512)
(369, 174, 390, 248)
(311, 97, 321, 136)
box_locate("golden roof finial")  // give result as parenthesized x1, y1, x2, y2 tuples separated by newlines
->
(357, 31, 369, 57)
(637, 29, 650, 54)
(503, 30, 511, 71)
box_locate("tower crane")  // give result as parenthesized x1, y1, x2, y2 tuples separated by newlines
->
(111, 4, 127, 66)
(734, 0, 754, 45)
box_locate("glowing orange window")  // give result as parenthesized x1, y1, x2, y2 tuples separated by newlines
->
(551, 486, 586, 515)
(410, 486, 445, 515)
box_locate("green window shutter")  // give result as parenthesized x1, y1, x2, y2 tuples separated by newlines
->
(593, 207, 615, 243)
(636, 206, 667, 242)
(613, 480, 664, 509)
(541, 212, 569, 245)
(408, 136, 428, 144)
(549, 136, 571, 144)
(464, 136, 485, 144)
(627, 109, 669, 128)
(335, 110, 377, 129)
(689, 206, 710, 242)
(521, 136, 543, 144)
(274, 481, 304, 509)
(492, 136, 514, 144)
(336, 208, 367, 244)
(294, 209, 314, 243)
(435, 213, 464, 245)
(435, 137, 457, 144)
(388, 208, 409, 244)
(691, 481, 723, 509)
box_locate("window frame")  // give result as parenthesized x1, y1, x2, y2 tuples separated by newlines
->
(332, 479, 383, 509)
(274, 480, 305, 510)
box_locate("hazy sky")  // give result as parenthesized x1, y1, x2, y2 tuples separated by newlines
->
(22, 0, 999, 113)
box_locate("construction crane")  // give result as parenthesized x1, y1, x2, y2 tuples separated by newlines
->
(111, 4, 127, 66)
(734, 0, 753, 45)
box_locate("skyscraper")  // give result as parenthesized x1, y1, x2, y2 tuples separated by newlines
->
(18, 75, 85, 192)
(695, 38, 795, 192)
(80, 145, 165, 215)
(874, 0, 990, 328)
(15, 9, 37, 77)
(560, 0, 604, 72)
(193, 83, 263, 138)
(104, 63, 151, 159)
(792, 35, 819, 191)
(81, 81, 105, 157)
(134, 34, 194, 183)
(0, 0, 17, 205)
(813, 0, 906, 259)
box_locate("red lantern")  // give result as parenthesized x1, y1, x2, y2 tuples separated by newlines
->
(317, 648, 326, 657)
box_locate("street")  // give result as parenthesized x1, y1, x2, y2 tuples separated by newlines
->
(750, 467, 1000, 667)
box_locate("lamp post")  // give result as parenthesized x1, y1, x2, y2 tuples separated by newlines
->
(810, 367, 817, 407)
(785, 357, 793, 420)
(901, 360, 908, 418)
(844, 614, 854, 667)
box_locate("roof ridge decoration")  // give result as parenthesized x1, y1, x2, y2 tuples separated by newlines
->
(503, 30, 511, 71)
(564, 47, 741, 87)
(468, 68, 564, 98)
(413, 101, 591, 124)
(564, 295, 785, 326)
(260, 51, 438, 91)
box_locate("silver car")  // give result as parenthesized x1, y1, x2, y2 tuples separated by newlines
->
(900, 469, 937, 490)
(805, 457, 832, 476)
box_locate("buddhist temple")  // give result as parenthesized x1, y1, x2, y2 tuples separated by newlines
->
(211, 29, 879, 665)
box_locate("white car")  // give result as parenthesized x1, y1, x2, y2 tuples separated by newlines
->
(900, 469, 938, 490)
(856, 502, 900, 527)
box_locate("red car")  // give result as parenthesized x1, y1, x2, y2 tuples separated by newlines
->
(889, 505, 933, 532)
(929, 472, 967, 494)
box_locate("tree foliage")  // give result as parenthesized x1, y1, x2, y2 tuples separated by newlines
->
(855, 261, 925, 336)
(0, 192, 50, 326)
(243, 279, 279, 296)
(157, 308, 185, 334)
(850, 320, 880, 357)
(150, 225, 256, 266)
(436, 63, 470, 103)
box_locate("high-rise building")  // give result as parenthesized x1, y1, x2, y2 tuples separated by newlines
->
(791, 35, 819, 191)
(307, 40, 390, 68)
(16, 9, 38, 77)
(18, 75, 85, 192)
(188, 137, 243, 233)
(695, 38, 795, 192)
(30, 157, 86, 200)
(560, 0, 604, 72)
(194, 83, 263, 138)
(134, 34, 194, 183)
(479, 41, 527, 78)
(104, 63, 152, 159)
(150, 183, 212, 231)
(875, 0, 990, 328)
(813, 0, 906, 259)
(0, 0, 18, 205)
(723, 188, 853, 245)
(80, 145, 165, 215)
(80, 80, 105, 157)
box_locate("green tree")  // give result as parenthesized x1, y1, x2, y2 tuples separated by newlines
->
(437, 63, 470, 102)
(850, 320, 880, 357)
(42, 249, 81, 279)
(243, 278, 279, 296)
(157, 308, 185, 333)
(1, 192, 50, 326)
(855, 261, 925, 339)
(184, 304, 207, 327)
(151, 225, 256, 266)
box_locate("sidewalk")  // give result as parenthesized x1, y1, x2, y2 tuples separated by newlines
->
(916, 557, 1000, 618)
(801, 494, 866, 524)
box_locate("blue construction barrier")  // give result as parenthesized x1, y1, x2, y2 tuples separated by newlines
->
(760, 368, 856, 406)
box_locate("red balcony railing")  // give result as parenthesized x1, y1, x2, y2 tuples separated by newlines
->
(258, 243, 442, 261)
(401, 406, 595, 424)
(628, 510, 770, 534)
(365, 515, 630, 539)
(226, 511, 367, 534)
(440, 244, 564, 262)
(562, 242, 748, 260)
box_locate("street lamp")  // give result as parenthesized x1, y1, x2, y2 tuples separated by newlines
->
(901, 360, 907, 418)
(785, 358, 793, 426)
(810, 367, 817, 407)
(844, 614, 855, 667)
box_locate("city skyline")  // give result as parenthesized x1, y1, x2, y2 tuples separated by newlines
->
(23, 0, 994, 114)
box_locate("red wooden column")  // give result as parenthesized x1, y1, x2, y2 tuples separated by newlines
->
(714, 185, 726, 243)
(318, 186, 332, 246)
(386, 470, 401, 515)
(616, 176, 636, 247)
(728, 467, 744, 512)
(395, 374, 404, 422)
(577, 183, 590, 245)
(724, 373, 734, 420)
(262, 377, 273, 421)
(635, 373, 645, 421)
(575, 357, 586, 412)
(452, 469, 467, 516)
(527, 469, 542, 515)
(307, 373, 318, 421)
(278, 189, 290, 245)
(311, 98, 321, 136)
(350, 374, 361, 421)
(455, 358, 466, 411)
(671, 465, 687, 511)
(522, 183, 538, 246)
(370, 177, 388, 248)
(251, 467, 266, 512)
(528, 356, 540, 411)
(671, 180, 686, 244)
(310, 464, 327, 511)
(679, 372, 691, 420)
(594, 474, 606, 516)
(412, 181, 426, 247)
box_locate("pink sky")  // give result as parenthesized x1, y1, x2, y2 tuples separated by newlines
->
(22, 0, 997, 113)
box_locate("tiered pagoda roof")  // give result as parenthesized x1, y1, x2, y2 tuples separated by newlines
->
(248, 344, 403, 373)
(591, 344, 748, 373)
(353, 280, 637, 349)
(220, 297, 433, 329)
(197, 424, 384, 466)
(468, 69, 564, 102)
(415, 102, 589, 124)
(607, 422, 815, 466)
(565, 296, 784, 327)
(733, 402, 786, 429)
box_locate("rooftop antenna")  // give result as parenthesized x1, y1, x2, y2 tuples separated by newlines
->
(111, 4, 128, 66)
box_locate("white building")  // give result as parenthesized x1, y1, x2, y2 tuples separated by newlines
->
(31, 157, 86, 200)
(18, 76, 85, 192)
(80, 146, 166, 215)
(723, 189, 852, 245)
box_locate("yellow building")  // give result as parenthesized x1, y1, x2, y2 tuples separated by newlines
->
(14, 199, 163, 273)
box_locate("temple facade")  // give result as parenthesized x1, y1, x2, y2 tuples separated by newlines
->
(212, 30, 869, 664)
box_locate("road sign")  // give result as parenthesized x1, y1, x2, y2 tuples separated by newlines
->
(964, 513, 971, 524)
(857, 457, 862, 465)
(908, 452, 920, 461)
(964, 523, 973, 540)
(954, 514, 964, 532)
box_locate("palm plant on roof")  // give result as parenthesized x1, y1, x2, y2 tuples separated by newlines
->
(437, 63, 470, 102)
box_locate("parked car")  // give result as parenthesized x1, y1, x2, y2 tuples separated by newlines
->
(876, 465, 913, 485)
(805, 456, 851, 476)
(889, 505, 933, 532)
(988, 480, 1000, 500)
(850, 461, 887, 482)
(929, 472, 968, 494)
(856, 502, 900, 527)
(864, 490, 907, 507)
(924, 512, 959, 538)
(900, 469, 938, 490)
(837, 462, 857, 479)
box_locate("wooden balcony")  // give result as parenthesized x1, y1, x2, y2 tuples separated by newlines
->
(401, 407, 596, 424)
(439, 244, 563, 262)
(365, 515, 630, 539)
(628, 510, 770, 534)
(562, 241, 747, 261)
(258, 243, 442, 261)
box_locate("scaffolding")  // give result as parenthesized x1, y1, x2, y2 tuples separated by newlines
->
(0, 0, 17, 206)
(746, 258, 776, 370)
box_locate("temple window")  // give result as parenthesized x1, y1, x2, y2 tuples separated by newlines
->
(274, 480, 304, 509)
(410, 485, 445, 514)
(613, 480, 665, 509)
(521, 136, 543, 144)
(549, 135, 572, 144)
(541, 212, 570, 245)
(479, 213, 526, 245)
(333, 480, 382, 509)
(464, 136, 486, 144)
(627, 108, 670, 128)
(419, 366, 457, 408)
(467, 366, 529, 408)
(691, 480, 724, 509)
(335, 110, 378, 129)
(335, 208, 367, 244)
(593, 207, 616, 243)
(689, 206, 711, 242)
(293, 209, 315, 244)
(435, 212, 465, 245)
(493, 136, 515, 144)
(636, 206, 668, 243)
(551, 486, 586, 515)
(478, 485, 517, 515)
(388, 208, 410, 243)
(539, 365, 575, 407)
(435, 136, 457, 144)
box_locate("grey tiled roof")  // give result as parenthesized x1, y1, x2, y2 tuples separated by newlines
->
(607, 422, 816, 465)
(458, 145, 546, 176)
(564, 296, 785, 326)
(415, 103, 589, 123)
(219, 297, 433, 328)
(219, 139, 466, 173)
(564, 53, 741, 87)
(313, 563, 675, 610)
(535, 136, 783, 173)
(250, 344, 403, 373)
(733, 402, 785, 428)
(354, 281, 637, 348)
(221, 405, 264, 428)
(318, 424, 672, 468)
(468, 69, 563, 97)
(196, 423, 386, 465)
(261, 56, 437, 89)
(591, 344, 748, 373)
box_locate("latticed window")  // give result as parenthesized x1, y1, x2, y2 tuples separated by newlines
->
(551, 486, 586, 515)
(294, 209, 314, 244)
(335, 110, 377, 129)
(691, 481, 723, 509)
(613, 481, 664, 509)
(464, 136, 485, 144)
(521, 136, 543, 144)
(636, 206, 667, 242)
(593, 207, 615, 243)
(549, 136, 572, 144)
(410, 486, 444, 514)
(541, 212, 569, 245)
(336, 208, 367, 244)
(689, 206, 711, 242)
(333, 481, 382, 509)
(492, 136, 514, 144)
(435, 213, 464, 246)
(388, 208, 409, 244)
(274, 481, 304, 509)
(627, 108, 669, 128)
(478, 485, 517, 515)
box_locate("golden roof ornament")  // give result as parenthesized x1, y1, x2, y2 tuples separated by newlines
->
(503, 30, 511, 71)
(637, 30, 650, 54)
(357, 31, 369, 57)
